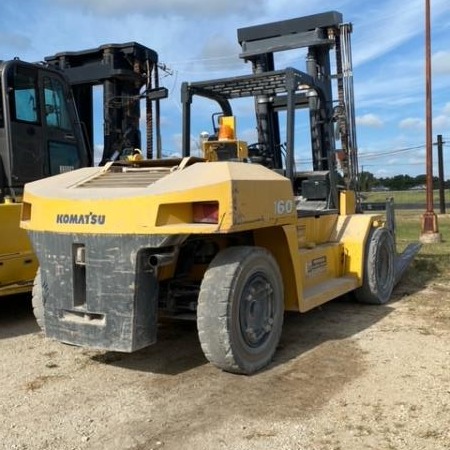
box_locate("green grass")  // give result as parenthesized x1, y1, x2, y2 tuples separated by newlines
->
(363, 189, 449, 205)
(396, 210, 450, 243)
(396, 211, 450, 285)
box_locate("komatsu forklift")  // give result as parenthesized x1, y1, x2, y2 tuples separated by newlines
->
(21, 12, 419, 374)
(0, 42, 164, 301)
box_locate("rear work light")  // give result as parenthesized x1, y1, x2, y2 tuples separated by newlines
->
(193, 201, 219, 224)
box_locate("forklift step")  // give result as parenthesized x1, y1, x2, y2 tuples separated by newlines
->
(302, 275, 359, 310)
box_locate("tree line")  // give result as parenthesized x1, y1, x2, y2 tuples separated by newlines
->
(359, 172, 450, 191)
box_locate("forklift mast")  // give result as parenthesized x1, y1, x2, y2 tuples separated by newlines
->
(237, 11, 359, 189)
(45, 42, 164, 164)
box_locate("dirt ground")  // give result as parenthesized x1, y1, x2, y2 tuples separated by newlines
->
(1, 267, 449, 450)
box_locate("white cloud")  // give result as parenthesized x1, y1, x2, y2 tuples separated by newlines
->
(0, 32, 31, 53)
(93, 144, 104, 165)
(433, 115, 450, 131)
(352, 0, 421, 67)
(433, 51, 450, 75)
(431, 103, 450, 132)
(352, 0, 450, 67)
(356, 114, 383, 127)
(398, 111, 450, 134)
(355, 73, 423, 110)
(198, 35, 242, 71)
(50, 0, 264, 18)
(399, 117, 424, 129)
(375, 168, 389, 177)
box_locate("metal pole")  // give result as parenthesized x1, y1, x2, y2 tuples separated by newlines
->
(420, 0, 440, 242)
(437, 134, 446, 214)
(425, 0, 433, 215)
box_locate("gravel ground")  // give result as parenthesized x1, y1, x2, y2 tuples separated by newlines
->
(1, 272, 449, 450)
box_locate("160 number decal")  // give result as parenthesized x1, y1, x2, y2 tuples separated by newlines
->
(274, 199, 294, 215)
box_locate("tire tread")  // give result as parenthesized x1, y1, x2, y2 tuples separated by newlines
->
(197, 246, 283, 374)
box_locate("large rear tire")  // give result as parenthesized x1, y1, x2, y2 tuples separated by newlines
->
(197, 246, 284, 375)
(355, 227, 395, 305)
(32, 269, 45, 331)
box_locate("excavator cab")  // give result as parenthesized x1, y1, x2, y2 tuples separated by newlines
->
(0, 60, 89, 199)
(0, 59, 89, 295)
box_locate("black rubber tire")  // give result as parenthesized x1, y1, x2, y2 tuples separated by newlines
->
(354, 227, 395, 305)
(197, 246, 284, 375)
(32, 268, 45, 331)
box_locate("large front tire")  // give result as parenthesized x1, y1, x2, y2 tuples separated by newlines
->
(197, 246, 284, 375)
(355, 227, 395, 305)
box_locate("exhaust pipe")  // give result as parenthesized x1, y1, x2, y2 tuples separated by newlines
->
(148, 252, 177, 268)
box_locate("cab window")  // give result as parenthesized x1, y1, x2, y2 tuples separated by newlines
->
(9, 67, 39, 123)
(44, 77, 72, 130)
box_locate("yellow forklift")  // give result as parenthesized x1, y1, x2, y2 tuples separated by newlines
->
(21, 12, 419, 374)
(0, 42, 164, 307)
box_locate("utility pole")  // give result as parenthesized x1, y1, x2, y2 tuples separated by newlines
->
(420, 0, 441, 243)
(437, 134, 446, 214)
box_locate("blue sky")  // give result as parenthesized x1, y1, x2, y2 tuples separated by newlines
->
(1, 0, 450, 177)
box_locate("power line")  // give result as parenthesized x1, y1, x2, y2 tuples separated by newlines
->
(359, 144, 425, 161)
(362, 162, 433, 167)
(295, 141, 441, 165)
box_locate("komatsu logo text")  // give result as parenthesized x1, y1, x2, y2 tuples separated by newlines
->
(56, 213, 106, 225)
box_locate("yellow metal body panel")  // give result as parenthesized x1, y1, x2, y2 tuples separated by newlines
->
(296, 214, 338, 247)
(254, 212, 378, 313)
(254, 225, 303, 312)
(21, 159, 384, 313)
(21, 162, 297, 234)
(202, 140, 249, 162)
(301, 276, 359, 310)
(0, 202, 37, 296)
(331, 213, 383, 281)
(339, 190, 356, 216)
(299, 243, 344, 289)
(293, 212, 380, 311)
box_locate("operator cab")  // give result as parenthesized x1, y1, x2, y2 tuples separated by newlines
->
(0, 60, 89, 200)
